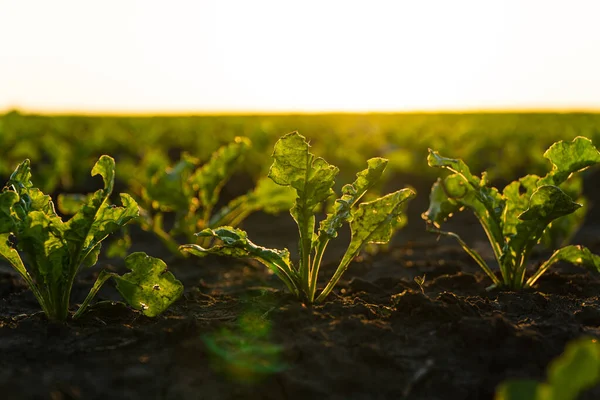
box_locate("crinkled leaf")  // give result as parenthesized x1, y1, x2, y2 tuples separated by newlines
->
(268, 132, 338, 212)
(18, 211, 70, 287)
(426, 149, 504, 227)
(426, 150, 480, 186)
(422, 176, 465, 228)
(114, 252, 183, 317)
(6, 160, 55, 218)
(541, 136, 600, 185)
(0, 156, 138, 320)
(347, 189, 415, 255)
(502, 174, 540, 236)
(64, 156, 139, 266)
(424, 150, 505, 256)
(268, 132, 338, 284)
(501, 186, 581, 285)
(79, 193, 139, 259)
(542, 198, 587, 249)
(316, 189, 415, 303)
(0, 191, 19, 232)
(0, 233, 34, 286)
(6, 159, 33, 190)
(180, 227, 298, 294)
(92, 155, 115, 195)
(519, 186, 581, 222)
(191, 137, 251, 210)
(317, 158, 387, 241)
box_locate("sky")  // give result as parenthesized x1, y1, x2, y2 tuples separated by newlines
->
(1, 0, 600, 113)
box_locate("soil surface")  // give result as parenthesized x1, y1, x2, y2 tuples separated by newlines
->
(2, 172, 600, 400)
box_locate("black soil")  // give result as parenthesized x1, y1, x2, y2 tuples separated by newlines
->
(2, 174, 600, 400)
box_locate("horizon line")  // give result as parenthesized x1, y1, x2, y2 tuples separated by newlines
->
(3, 106, 600, 117)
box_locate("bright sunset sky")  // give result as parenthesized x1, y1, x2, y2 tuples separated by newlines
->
(1, 0, 600, 113)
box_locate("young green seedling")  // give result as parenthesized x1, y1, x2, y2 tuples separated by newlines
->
(180, 132, 415, 303)
(95, 137, 295, 256)
(495, 337, 600, 400)
(0, 156, 183, 321)
(423, 136, 600, 289)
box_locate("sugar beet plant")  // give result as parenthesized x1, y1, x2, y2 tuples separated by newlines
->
(120, 137, 294, 255)
(0, 156, 183, 321)
(180, 132, 416, 303)
(423, 136, 600, 289)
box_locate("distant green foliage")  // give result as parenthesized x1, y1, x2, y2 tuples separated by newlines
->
(495, 337, 600, 400)
(4, 112, 600, 195)
(0, 156, 182, 320)
(181, 132, 415, 303)
(114, 137, 295, 256)
(423, 137, 600, 289)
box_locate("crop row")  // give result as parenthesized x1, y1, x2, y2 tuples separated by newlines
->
(2, 130, 600, 399)
(2, 131, 600, 315)
(4, 112, 600, 194)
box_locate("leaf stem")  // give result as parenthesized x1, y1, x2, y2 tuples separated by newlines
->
(73, 270, 115, 319)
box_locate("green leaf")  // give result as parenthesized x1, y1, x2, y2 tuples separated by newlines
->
(502, 186, 581, 288)
(422, 176, 466, 228)
(268, 132, 338, 290)
(527, 245, 600, 287)
(424, 149, 505, 259)
(495, 337, 600, 400)
(114, 252, 184, 317)
(64, 156, 139, 266)
(57, 194, 90, 215)
(6, 160, 56, 218)
(245, 177, 296, 215)
(552, 245, 600, 270)
(0, 155, 141, 320)
(143, 153, 197, 212)
(316, 188, 415, 303)
(502, 174, 540, 236)
(0, 232, 43, 301)
(348, 189, 416, 248)
(7, 159, 33, 190)
(105, 229, 132, 259)
(547, 337, 600, 400)
(541, 176, 586, 248)
(541, 136, 600, 185)
(180, 227, 299, 295)
(269, 132, 339, 211)
(0, 191, 19, 231)
(494, 381, 548, 400)
(81, 243, 102, 269)
(79, 193, 139, 259)
(208, 177, 296, 228)
(18, 211, 70, 287)
(426, 150, 480, 185)
(317, 157, 388, 241)
(92, 155, 116, 194)
(191, 137, 251, 210)
(518, 186, 581, 222)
